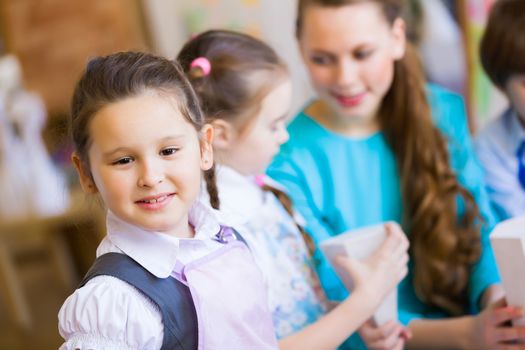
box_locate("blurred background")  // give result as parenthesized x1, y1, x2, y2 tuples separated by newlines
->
(0, 0, 505, 348)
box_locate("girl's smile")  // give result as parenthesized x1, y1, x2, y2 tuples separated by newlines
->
(135, 192, 176, 210)
(75, 91, 213, 238)
(332, 91, 367, 108)
(298, 2, 405, 135)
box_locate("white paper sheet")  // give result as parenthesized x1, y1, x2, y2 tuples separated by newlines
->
(320, 223, 397, 326)
(490, 215, 525, 326)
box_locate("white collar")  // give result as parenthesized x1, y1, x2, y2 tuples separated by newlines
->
(105, 199, 222, 278)
(213, 165, 306, 228)
(213, 165, 290, 220)
(214, 165, 265, 223)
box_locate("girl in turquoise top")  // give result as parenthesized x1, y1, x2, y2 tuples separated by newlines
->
(269, 0, 525, 349)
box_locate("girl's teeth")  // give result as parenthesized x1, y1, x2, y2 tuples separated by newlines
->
(145, 195, 166, 204)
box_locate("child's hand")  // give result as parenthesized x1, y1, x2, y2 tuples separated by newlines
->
(469, 299, 525, 349)
(334, 223, 409, 308)
(358, 319, 411, 350)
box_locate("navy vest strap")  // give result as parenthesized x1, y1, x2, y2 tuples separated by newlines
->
(79, 253, 198, 350)
(234, 229, 247, 245)
(215, 225, 248, 246)
(517, 140, 525, 190)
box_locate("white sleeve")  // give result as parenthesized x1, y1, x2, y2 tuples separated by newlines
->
(58, 275, 164, 350)
(475, 130, 525, 218)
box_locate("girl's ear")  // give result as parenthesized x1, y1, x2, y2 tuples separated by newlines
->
(210, 119, 236, 151)
(71, 152, 98, 194)
(391, 18, 407, 60)
(199, 124, 214, 171)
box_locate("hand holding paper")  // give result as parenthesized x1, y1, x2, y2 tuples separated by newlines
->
(320, 222, 409, 325)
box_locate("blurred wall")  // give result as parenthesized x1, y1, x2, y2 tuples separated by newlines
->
(464, 0, 507, 130)
(142, 0, 314, 118)
(0, 0, 148, 117)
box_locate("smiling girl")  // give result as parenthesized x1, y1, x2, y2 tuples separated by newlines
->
(58, 52, 278, 350)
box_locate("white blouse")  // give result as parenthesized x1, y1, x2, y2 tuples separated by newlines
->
(58, 200, 224, 350)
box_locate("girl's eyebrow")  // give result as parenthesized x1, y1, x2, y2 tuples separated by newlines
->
(313, 42, 373, 56)
(310, 49, 335, 56)
(159, 134, 187, 142)
(270, 114, 289, 127)
(102, 134, 188, 157)
(102, 147, 132, 158)
(276, 113, 289, 122)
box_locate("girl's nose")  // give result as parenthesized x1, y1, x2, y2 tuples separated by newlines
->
(335, 59, 357, 87)
(137, 159, 164, 188)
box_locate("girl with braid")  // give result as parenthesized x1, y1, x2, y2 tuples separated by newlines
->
(268, 0, 525, 348)
(178, 29, 409, 350)
(58, 51, 278, 350)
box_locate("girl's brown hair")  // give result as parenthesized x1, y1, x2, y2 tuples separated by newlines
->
(177, 30, 288, 132)
(177, 30, 288, 210)
(177, 31, 318, 255)
(480, 0, 525, 90)
(297, 0, 482, 316)
(70, 51, 219, 206)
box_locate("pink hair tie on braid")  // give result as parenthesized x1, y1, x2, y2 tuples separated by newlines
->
(190, 57, 211, 76)
(254, 174, 266, 188)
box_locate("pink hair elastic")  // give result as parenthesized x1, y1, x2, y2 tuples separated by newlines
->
(190, 57, 211, 76)
(254, 174, 266, 187)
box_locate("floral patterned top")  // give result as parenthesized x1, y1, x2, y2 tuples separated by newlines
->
(213, 165, 326, 338)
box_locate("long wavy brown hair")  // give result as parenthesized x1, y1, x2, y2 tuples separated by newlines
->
(297, 0, 482, 316)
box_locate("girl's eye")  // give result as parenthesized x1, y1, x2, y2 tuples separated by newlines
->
(355, 50, 372, 60)
(160, 147, 179, 156)
(112, 157, 133, 166)
(270, 119, 285, 132)
(310, 54, 334, 66)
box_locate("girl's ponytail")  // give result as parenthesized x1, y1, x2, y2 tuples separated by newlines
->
(381, 44, 481, 316)
(204, 165, 220, 210)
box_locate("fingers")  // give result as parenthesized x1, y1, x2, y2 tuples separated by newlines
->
(382, 223, 409, 282)
(493, 325, 525, 343)
(400, 326, 412, 341)
(359, 320, 396, 342)
(363, 321, 406, 350)
(335, 222, 410, 289)
(392, 340, 405, 350)
(381, 224, 402, 252)
(361, 321, 399, 347)
(489, 297, 509, 310)
(382, 223, 409, 261)
(490, 307, 524, 327)
(393, 250, 409, 281)
(495, 344, 525, 350)
(371, 326, 403, 350)
(384, 222, 409, 248)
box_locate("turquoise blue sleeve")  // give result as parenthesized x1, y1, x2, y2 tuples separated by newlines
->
(430, 87, 501, 313)
(268, 145, 354, 302)
(268, 147, 365, 349)
(268, 147, 334, 245)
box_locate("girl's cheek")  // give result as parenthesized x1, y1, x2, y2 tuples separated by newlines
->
(366, 57, 395, 91)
